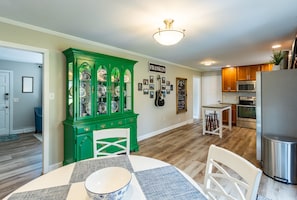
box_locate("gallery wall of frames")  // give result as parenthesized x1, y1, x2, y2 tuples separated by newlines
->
(138, 75, 173, 99)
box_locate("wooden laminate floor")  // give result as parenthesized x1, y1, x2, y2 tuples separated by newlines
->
(0, 133, 42, 199)
(132, 120, 297, 200)
(0, 123, 296, 200)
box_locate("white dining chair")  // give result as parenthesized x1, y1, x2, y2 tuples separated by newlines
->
(93, 128, 130, 157)
(204, 144, 262, 200)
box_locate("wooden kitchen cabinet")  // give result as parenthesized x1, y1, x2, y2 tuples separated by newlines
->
(237, 65, 261, 81)
(223, 104, 236, 125)
(261, 63, 273, 71)
(222, 67, 237, 92)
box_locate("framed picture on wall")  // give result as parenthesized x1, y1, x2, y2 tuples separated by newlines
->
(149, 75, 154, 83)
(176, 77, 187, 114)
(150, 91, 154, 98)
(143, 79, 148, 85)
(143, 89, 149, 95)
(149, 84, 154, 90)
(22, 76, 34, 93)
(138, 83, 142, 91)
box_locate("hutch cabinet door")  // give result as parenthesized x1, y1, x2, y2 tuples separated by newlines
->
(127, 122, 138, 151)
(76, 132, 93, 161)
(124, 69, 133, 112)
(110, 66, 121, 114)
(77, 59, 95, 120)
(96, 63, 109, 116)
(67, 62, 74, 119)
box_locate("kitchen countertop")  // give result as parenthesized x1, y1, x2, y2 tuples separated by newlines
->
(202, 103, 232, 109)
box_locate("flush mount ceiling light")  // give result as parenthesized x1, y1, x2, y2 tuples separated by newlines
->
(272, 44, 281, 49)
(201, 60, 216, 66)
(153, 19, 185, 46)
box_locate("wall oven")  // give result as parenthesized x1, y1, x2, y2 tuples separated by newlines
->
(237, 96, 256, 129)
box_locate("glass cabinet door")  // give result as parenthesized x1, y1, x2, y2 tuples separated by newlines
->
(68, 62, 73, 117)
(111, 67, 120, 114)
(124, 69, 132, 112)
(78, 61, 93, 118)
(97, 64, 108, 116)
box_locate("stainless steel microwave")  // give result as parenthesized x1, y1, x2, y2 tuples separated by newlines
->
(237, 81, 256, 92)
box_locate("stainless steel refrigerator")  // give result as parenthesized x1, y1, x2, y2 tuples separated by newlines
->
(256, 69, 297, 184)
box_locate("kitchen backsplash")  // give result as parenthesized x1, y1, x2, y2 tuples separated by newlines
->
(222, 92, 256, 104)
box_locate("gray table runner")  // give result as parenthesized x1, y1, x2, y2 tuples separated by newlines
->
(70, 155, 134, 183)
(8, 185, 70, 200)
(135, 165, 207, 200)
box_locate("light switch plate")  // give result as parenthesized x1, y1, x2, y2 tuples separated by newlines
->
(49, 93, 55, 100)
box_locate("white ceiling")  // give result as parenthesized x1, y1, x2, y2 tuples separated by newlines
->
(0, 0, 296, 71)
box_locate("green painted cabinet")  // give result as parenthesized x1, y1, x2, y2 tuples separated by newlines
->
(63, 48, 138, 165)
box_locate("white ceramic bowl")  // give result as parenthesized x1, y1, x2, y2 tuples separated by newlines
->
(85, 167, 132, 200)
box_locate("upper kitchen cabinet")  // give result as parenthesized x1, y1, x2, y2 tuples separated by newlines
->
(261, 63, 273, 71)
(237, 65, 261, 81)
(63, 48, 138, 165)
(222, 67, 237, 92)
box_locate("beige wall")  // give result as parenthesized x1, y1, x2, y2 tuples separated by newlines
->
(0, 20, 201, 166)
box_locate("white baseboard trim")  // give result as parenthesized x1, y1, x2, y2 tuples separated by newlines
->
(13, 127, 35, 134)
(138, 119, 194, 141)
(45, 162, 63, 173)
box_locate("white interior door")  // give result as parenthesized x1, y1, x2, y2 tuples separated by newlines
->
(0, 71, 10, 136)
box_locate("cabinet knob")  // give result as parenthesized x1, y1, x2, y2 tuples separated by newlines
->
(84, 127, 89, 131)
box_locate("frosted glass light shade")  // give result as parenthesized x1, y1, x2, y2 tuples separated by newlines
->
(153, 30, 185, 46)
(153, 19, 185, 46)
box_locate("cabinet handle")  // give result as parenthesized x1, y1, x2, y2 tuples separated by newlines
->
(118, 121, 123, 125)
(84, 127, 90, 131)
(100, 124, 106, 128)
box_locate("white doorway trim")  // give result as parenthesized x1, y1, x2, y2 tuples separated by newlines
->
(0, 40, 50, 174)
(193, 76, 201, 120)
(0, 70, 13, 135)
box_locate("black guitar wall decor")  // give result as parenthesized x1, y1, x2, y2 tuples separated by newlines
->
(155, 76, 165, 107)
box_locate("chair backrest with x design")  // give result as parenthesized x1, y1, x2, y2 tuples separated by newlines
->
(93, 128, 130, 158)
(204, 145, 262, 200)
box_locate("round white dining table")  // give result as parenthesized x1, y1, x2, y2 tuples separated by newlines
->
(4, 155, 207, 200)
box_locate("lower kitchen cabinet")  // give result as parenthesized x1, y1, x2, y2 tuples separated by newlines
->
(223, 104, 236, 125)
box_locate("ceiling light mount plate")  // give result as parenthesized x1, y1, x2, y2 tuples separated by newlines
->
(153, 19, 185, 46)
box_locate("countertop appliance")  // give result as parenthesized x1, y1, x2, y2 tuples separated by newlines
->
(236, 96, 256, 129)
(256, 69, 297, 184)
(237, 80, 256, 92)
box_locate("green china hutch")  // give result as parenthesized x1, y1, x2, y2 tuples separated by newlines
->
(63, 48, 138, 165)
